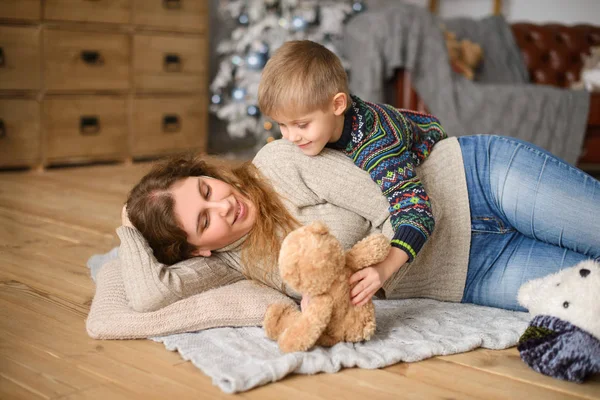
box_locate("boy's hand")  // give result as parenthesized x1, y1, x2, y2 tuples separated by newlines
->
(349, 247, 410, 306)
(349, 266, 386, 306)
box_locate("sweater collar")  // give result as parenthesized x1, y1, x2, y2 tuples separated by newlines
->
(214, 233, 248, 253)
(327, 94, 362, 150)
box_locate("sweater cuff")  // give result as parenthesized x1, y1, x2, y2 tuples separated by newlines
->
(391, 225, 428, 262)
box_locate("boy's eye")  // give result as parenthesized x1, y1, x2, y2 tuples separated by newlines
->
(205, 186, 211, 199)
(298, 124, 308, 129)
(204, 215, 210, 229)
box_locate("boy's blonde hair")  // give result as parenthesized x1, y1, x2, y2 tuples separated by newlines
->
(258, 40, 350, 119)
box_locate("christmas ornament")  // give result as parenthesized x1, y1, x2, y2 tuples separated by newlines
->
(278, 17, 290, 29)
(238, 13, 250, 25)
(247, 105, 260, 116)
(352, 1, 366, 13)
(246, 52, 267, 69)
(291, 16, 307, 31)
(211, 94, 222, 105)
(232, 87, 246, 101)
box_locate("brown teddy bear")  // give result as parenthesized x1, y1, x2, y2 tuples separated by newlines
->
(263, 222, 390, 353)
(444, 29, 483, 80)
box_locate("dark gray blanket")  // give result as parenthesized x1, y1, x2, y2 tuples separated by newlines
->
(343, 4, 590, 164)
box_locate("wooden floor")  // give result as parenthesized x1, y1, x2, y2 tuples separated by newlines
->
(1, 161, 599, 400)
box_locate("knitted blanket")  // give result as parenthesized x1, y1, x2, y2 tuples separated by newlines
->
(153, 300, 529, 393)
(343, 4, 590, 164)
(518, 315, 600, 383)
(88, 251, 530, 393)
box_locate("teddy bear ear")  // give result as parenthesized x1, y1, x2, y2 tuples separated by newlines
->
(306, 221, 329, 235)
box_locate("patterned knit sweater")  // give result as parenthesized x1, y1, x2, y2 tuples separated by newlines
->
(328, 95, 447, 261)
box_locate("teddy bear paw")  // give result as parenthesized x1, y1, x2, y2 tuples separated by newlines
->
(263, 303, 298, 340)
(278, 329, 311, 353)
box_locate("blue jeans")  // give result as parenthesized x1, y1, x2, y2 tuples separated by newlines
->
(458, 135, 600, 311)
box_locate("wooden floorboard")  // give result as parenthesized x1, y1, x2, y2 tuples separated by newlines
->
(0, 163, 598, 399)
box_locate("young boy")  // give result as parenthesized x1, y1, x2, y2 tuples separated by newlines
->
(257, 40, 447, 306)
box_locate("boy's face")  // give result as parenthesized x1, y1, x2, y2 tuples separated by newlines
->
(273, 95, 347, 156)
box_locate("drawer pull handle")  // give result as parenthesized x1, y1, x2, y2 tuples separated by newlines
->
(163, 0, 181, 10)
(80, 116, 101, 135)
(164, 53, 182, 72)
(163, 114, 181, 133)
(0, 119, 5, 139)
(0, 47, 4, 67)
(81, 50, 104, 65)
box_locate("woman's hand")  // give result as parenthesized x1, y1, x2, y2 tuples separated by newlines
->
(121, 204, 134, 228)
(349, 247, 410, 306)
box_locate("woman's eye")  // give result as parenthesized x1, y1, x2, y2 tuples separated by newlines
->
(204, 217, 209, 229)
(205, 187, 211, 199)
(298, 124, 307, 129)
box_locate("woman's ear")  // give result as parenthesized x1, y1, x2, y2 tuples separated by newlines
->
(332, 92, 347, 116)
(192, 248, 212, 257)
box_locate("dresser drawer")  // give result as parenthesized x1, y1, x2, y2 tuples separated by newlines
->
(0, 26, 41, 90)
(43, 96, 128, 163)
(133, 34, 207, 92)
(0, 99, 40, 167)
(133, 0, 208, 32)
(44, 0, 131, 24)
(0, 0, 41, 21)
(44, 30, 130, 91)
(132, 96, 206, 157)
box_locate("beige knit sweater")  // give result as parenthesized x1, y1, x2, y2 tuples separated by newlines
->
(87, 137, 470, 339)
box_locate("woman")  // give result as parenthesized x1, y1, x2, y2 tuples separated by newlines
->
(120, 135, 600, 316)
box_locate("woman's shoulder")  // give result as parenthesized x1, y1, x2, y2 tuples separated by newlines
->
(253, 139, 297, 166)
(253, 139, 350, 169)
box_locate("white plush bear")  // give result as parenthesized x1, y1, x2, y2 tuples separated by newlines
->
(517, 260, 600, 382)
(518, 259, 600, 340)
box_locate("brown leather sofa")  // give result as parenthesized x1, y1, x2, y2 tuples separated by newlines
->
(393, 23, 600, 167)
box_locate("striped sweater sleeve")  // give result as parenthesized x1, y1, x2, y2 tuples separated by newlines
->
(386, 109, 447, 260)
(346, 100, 446, 261)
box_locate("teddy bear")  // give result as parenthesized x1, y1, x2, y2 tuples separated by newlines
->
(263, 221, 390, 353)
(517, 259, 600, 382)
(444, 29, 483, 80)
(571, 46, 600, 91)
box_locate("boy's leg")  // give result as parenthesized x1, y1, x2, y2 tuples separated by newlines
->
(458, 135, 600, 311)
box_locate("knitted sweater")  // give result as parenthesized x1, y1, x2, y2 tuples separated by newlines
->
(87, 137, 471, 339)
(328, 95, 447, 261)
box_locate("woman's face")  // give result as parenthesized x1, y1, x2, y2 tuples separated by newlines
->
(170, 176, 257, 256)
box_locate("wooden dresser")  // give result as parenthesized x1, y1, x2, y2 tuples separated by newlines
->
(0, 0, 209, 169)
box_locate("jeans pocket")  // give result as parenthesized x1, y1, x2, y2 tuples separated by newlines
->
(471, 216, 513, 234)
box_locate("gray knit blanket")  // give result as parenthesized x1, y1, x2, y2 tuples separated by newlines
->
(343, 4, 590, 164)
(88, 250, 530, 394)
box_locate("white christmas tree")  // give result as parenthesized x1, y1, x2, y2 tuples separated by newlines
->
(210, 0, 366, 145)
